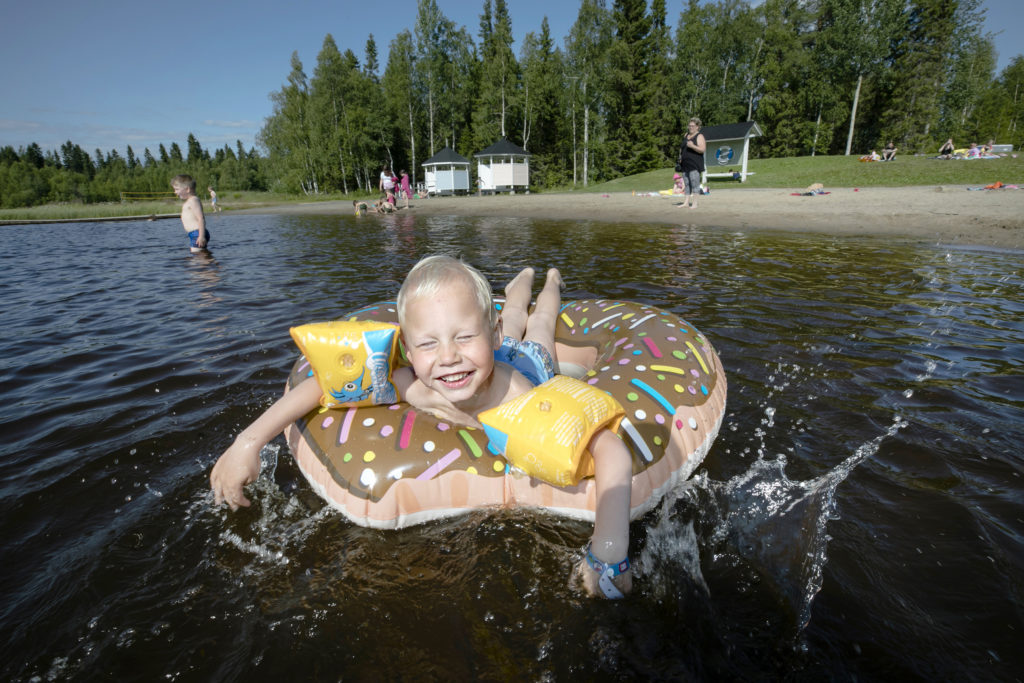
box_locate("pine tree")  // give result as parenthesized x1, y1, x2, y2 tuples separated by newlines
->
(642, 0, 675, 164)
(752, 0, 815, 156)
(383, 30, 421, 186)
(310, 34, 355, 192)
(187, 134, 204, 162)
(260, 51, 320, 193)
(365, 34, 380, 80)
(415, 0, 450, 156)
(520, 18, 566, 184)
(25, 143, 45, 169)
(880, 0, 959, 148)
(473, 0, 520, 148)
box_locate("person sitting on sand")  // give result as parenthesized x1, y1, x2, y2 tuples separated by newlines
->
(938, 138, 955, 159)
(210, 257, 636, 599)
(882, 141, 897, 161)
(374, 197, 395, 214)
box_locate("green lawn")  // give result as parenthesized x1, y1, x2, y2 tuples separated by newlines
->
(581, 152, 1024, 194)
(3, 154, 1021, 221)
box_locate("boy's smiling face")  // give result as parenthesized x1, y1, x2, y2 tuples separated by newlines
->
(402, 278, 500, 412)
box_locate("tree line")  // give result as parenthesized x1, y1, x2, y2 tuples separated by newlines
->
(0, 134, 264, 209)
(259, 0, 1022, 193)
(3, 0, 1021, 208)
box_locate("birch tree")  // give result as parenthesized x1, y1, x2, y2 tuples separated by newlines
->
(566, 0, 613, 186)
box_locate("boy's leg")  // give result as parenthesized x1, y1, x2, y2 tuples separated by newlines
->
(501, 267, 535, 342)
(522, 268, 562, 362)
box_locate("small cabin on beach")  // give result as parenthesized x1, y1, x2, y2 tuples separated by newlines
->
(422, 147, 470, 196)
(475, 138, 530, 194)
(699, 122, 763, 183)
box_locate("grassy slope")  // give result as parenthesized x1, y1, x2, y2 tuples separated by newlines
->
(3, 154, 1021, 220)
(580, 153, 1024, 194)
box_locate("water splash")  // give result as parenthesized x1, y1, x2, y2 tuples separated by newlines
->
(709, 414, 908, 631)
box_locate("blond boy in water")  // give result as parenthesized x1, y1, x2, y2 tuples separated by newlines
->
(171, 175, 208, 252)
(211, 256, 634, 598)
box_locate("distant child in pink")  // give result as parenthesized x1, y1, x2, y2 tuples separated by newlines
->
(399, 169, 412, 209)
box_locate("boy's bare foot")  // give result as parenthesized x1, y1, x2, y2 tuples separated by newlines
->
(504, 266, 535, 298)
(545, 267, 564, 290)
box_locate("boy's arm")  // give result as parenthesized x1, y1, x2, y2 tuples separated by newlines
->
(210, 376, 322, 510)
(588, 428, 633, 564)
(187, 196, 207, 245)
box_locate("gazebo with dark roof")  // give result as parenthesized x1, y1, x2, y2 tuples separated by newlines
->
(474, 138, 530, 194)
(696, 121, 763, 183)
(422, 146, 470, 196)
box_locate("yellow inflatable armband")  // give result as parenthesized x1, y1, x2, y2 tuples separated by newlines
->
(478, 375, 625, 487)
(290, 320, 400, 409)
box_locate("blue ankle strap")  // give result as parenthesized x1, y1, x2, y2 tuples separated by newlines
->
(585, 543, 630, 577)
(585, 543, 630, 599)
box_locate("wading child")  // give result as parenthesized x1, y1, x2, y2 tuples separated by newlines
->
(208, 186, 222, 212)
(172, 175, 209, 252)
(210, 256, 634, 598)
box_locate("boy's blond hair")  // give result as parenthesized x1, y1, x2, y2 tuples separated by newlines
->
(172, 174, 196, 192)
(397, 255, 498, 330)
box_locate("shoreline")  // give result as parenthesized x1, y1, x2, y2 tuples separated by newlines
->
(6, 186, 1022, 249)
(0, 213, 179, 226)
(236, 186, 1024, 250)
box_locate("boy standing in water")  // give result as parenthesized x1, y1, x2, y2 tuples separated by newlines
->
(172, 175, 209, 252)
(211, 256, 634, 598)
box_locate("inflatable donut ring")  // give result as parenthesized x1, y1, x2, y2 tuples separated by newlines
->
(283, 299, 727, 529)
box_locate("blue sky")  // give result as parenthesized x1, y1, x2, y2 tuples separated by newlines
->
(1, 0, 1021, 158)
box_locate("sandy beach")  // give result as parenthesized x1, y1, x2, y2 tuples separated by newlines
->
(247, 185, 1024, 250)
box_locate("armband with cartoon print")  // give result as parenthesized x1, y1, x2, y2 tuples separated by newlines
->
(290, 320, 400, 409)
(478, 375, 625, 487)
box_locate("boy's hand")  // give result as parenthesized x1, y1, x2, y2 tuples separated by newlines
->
(210, 438, 261, 510)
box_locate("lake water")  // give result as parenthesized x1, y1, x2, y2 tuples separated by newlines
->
(1, 211, 1021, 680)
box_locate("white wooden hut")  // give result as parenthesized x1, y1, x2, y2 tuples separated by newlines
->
(422, 147, 470, 196)
(474, 138, 530, 194)
(698, 122, 763, 183)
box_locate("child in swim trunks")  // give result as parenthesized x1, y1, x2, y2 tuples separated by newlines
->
(210, 256, 634, 598)
(172, 174, 209, 252)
